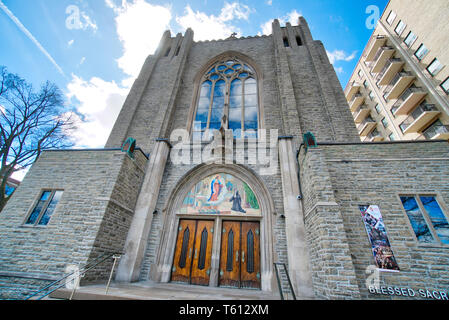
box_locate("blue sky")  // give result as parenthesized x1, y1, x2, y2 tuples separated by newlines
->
(0, 0, 389, 153)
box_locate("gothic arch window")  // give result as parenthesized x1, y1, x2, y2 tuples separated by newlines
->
(193, 58, 259, 139)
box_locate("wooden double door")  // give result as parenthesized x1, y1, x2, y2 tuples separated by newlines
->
(171, 219, 214, 286)
(171, 219, 261, 289)
(219, 221, 261, 289)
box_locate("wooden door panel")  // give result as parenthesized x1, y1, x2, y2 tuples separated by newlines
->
(190, 220, 214, 286)
(241, 222, 261, 289)
(171, 220, 196, 283)
(219, 221, 241, 288)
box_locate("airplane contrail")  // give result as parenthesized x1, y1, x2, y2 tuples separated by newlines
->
(0, 0, 66, 77)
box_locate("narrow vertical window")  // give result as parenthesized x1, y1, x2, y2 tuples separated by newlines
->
(296, 36, 302, 46)
(229, 79, 243, 137)
(210, 80, 226, 131)
(420, 196, 449, 244)
(26, 191, 52, 225)
(38, 191, 63, 226)
(401, 196, 435, 243)
(244, 78, 258, 137)
(283, 37, 290, 47)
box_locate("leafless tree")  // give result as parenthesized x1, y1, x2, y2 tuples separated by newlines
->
(0, 66, 75, 212)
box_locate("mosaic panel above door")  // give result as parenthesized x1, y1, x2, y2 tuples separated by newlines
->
(179, 173, 261, 216)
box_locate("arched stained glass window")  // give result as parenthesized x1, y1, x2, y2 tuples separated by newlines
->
(193, 58, 259, 139)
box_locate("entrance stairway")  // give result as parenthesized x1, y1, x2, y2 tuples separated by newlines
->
(49, 281, 280, 300)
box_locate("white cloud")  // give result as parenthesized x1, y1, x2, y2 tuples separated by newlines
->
(326, 49, 357, 64)
(80, 11, 98, 32)
(176, 2, 252, 41)
(107, 0, 172, 79)
(259, 9, 302, 35)
(68, 39, 75, 47)
(334, 66, 344, 74)
(66, 75, 128, 148)
(266, 0, 273, 5)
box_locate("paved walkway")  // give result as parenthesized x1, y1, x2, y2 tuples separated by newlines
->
(51, 281, 281, 300)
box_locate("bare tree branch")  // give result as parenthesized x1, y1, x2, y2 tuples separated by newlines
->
(0, 66, 74, 212)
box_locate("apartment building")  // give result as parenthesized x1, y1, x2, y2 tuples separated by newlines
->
(345, 0, 449, 142)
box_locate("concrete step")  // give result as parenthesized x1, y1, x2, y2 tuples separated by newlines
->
(50, 280, 281, 300)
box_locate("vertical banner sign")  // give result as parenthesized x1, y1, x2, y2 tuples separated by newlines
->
(359, 205, 400, 272)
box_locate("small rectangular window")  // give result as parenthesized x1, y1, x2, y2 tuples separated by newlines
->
(382, 117, 389, 128)
(358, 69, 363, 78)
(25, 190, 63, 226)
(386, 11, 397, 25)
(296, 36, 302, 46)
(283, 37, 290, 47)
(400, 195, 449, 245)
(403, 31, 417, 48)
(394, 20, 406, 36)
(414, 44, 428, 61)
(374, 103, 381, 114)
(368, 91, 375, 101)
(363, 80, 368, 89)
(389, 133, 395, 141)
(441, 77, 449, 94)
(426, 58, 443, 77)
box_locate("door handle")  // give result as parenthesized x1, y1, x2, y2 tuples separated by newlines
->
(189, 248, 192, 258)
(242, 251, 245, 263)
(236, 250, 239, 262)
(194, 249, 198, 259)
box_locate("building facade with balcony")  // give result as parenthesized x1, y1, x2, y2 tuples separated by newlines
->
(1, 15, 449, 301)
(345, 0, 449, 142)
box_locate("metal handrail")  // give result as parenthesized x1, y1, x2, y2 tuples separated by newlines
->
(24, 252, 120, 300)
(274, 263, 296, 300)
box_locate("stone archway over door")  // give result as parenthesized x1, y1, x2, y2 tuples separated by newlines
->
(153, 164, 276, 292)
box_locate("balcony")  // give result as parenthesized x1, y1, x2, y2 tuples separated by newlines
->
(421, 122, 449, 140)
(357, 116, 376, 136)
(349, 93, 365, 112)
(353, 105, 370, 123)
(392, 86, 427, 116)
(371, 47, 395, 73)
(365, 35, 387, 61)
(363, 129, 384, 142)
(345, 81, 362, 100)
(384, 71, 415, 100)
(377, 58, 404, 86)
(399, 103, 440, 134)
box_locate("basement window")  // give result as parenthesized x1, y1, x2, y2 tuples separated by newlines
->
(25, 190, 63, 226)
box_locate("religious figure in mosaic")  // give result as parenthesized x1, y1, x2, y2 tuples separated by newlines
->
(179, 173, 260, 215)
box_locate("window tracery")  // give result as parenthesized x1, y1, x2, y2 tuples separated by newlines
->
(193, 58, 259, 139)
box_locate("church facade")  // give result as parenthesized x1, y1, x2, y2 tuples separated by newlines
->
(1, 18, 449, 300)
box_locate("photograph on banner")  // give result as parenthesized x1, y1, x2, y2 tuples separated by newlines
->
(360, 205, 400, 272)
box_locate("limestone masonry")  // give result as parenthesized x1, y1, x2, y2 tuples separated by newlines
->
(1, 15, 448, 300)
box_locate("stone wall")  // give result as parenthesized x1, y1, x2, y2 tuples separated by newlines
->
(0, 149, 147, 299)
(300, 141, 449, 299)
